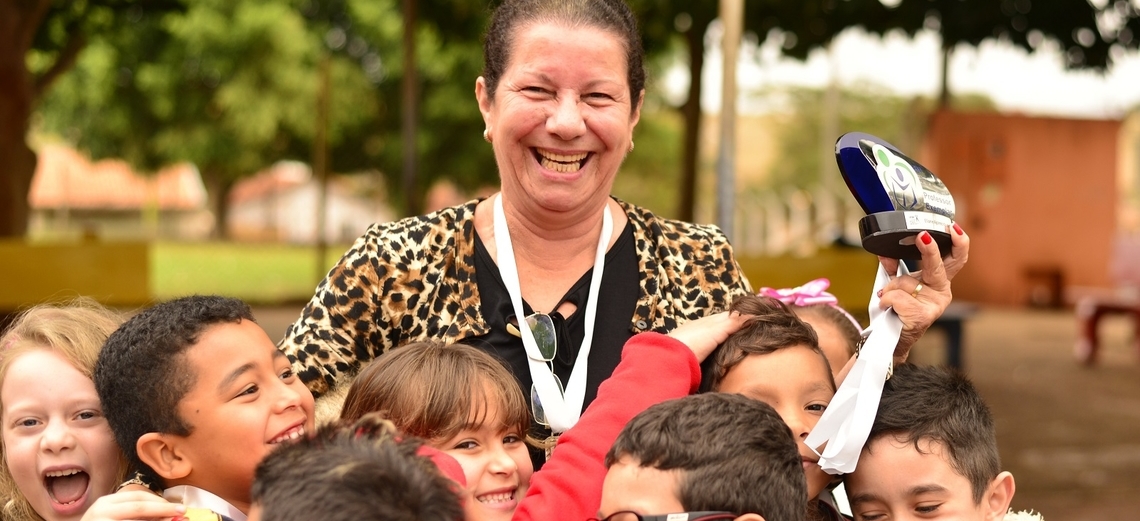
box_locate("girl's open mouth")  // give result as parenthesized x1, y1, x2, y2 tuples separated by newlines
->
(44, 468, 89, 507)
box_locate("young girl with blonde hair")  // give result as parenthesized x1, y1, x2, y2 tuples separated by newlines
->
(0, 300, 128, 521)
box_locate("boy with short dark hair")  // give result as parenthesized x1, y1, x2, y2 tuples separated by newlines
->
(597, 393, 806, 521)
(844, 364, 1034, 521)
(95, 295, 315, 519)
(704, 295, 845, 520)
(249, 414, 463, 521)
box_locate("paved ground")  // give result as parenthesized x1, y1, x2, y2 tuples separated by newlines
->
(255, 306, 1140, 520)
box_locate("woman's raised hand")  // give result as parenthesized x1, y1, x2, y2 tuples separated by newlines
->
(877, 223, 971, 361)
(80, 490, 186, 521)
(667, 311, 753, 363)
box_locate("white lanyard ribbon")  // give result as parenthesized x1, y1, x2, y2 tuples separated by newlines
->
(492, 194, 612, 433)
(804, 262, 910, 474)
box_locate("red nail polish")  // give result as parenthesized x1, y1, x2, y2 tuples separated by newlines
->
(920, 232, 933, 245)
(953, 223, 963, 235)
(877, 289, 884, 298)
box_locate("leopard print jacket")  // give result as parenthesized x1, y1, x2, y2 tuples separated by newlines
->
(279, 198, 752, 396)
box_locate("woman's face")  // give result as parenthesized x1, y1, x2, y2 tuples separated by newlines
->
(433, 398, 533, 521)
(1, 349, 122, 521)
(476, 21, 642, 215)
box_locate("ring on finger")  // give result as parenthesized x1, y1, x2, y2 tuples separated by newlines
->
(911, 283, 924, 299)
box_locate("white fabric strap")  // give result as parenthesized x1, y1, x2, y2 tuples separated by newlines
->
(492, 194, 612, 433)
(804, 262, 910, 474)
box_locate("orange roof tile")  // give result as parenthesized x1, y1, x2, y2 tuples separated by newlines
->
(29, 144, 206, 210)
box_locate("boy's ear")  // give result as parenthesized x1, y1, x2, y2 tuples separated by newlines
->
(982, 471, 1016, 520)
(137, 432, 193, 481)
(734, 515, 765, 521)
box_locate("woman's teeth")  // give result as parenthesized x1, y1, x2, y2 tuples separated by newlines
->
(537, 150, 587, 173)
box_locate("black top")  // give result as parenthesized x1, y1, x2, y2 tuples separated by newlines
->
(466, 222, 639, 469)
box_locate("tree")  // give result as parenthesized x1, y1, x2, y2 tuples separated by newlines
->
(0, 0, 184, 238)
(633, 0, 904, 221)
(882, 0, 1140, 107)
(38, 0, 383, 237)
(631, 0, 1140, 221)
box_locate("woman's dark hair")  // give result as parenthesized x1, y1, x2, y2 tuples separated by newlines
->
(482, 0, 646, 113)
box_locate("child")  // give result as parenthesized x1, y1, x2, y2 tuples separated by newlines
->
(0, 301, 130, 521)
(597, 392, 805, 521)
(340, 341, 533, 521)
(705, 294, 846, 521)
(760, 279, 862, 378)
(94, 295, 315, 520)
(844, 364, 1037, 521)
(339, 312, 750, 521)
(249, 413, 463, 521)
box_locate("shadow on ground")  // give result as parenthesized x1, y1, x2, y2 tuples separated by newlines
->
(256, 306, 1140, 521)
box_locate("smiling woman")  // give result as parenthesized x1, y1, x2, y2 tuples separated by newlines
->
(279, 1, 965, 494)
(279, 0, 751, 472)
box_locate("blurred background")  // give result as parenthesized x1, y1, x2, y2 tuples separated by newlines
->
(3, 1, 1140, 518)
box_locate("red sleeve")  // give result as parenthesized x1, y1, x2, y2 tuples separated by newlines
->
(513, 332, 701, 520)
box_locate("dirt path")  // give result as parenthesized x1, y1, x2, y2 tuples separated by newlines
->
(909, 308, 1140, 520)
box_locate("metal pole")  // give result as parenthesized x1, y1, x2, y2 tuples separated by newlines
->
(716, 0, 743, 237)
(314, 53, 331, 283)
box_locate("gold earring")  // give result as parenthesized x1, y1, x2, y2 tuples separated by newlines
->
(628, 141, 635, 152)
(483, 129, 492, 143)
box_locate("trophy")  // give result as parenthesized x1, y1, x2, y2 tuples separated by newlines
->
(835, 132, 956, 260)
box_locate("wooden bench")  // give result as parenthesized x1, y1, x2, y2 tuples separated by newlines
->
(1073, 234, 1140, 365)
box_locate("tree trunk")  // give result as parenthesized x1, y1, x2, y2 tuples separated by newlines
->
(938, 43, 952, 109)
(0, 0, 52, 239)
(676, 12, 709, 222)
(401, 0, 420, 217)
(202, 169, 236, 240)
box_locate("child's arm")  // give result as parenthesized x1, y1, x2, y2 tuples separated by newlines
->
(80, 490, 186, 521)
(513, 312, 750, 521)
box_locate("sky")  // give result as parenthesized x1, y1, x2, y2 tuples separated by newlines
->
(672, 26, 1140, 120)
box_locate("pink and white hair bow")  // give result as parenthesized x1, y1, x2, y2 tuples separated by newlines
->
(759, 278, 839, 307)
(759, 278, 861, 332)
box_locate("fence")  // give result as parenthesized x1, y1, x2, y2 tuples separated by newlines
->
(731, 185, 866, 257)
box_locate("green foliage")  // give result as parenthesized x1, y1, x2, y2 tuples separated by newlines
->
(611, 107, 683, 218)
(763, 84, 996, 191)
(35, 0, 496, 216)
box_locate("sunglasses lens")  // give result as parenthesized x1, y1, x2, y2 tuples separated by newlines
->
(525, 313, 557, 362)
(529, 373, 564, 427)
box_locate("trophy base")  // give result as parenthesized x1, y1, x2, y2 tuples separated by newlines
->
(859, 211, 953, 260)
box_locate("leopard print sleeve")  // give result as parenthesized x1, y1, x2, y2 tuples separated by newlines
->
(623, 200, 753, 333)
(278, 222, 394, 397)
(277, 202, 482, 397)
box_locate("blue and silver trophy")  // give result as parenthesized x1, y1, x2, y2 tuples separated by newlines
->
(835, 132, 956, 260)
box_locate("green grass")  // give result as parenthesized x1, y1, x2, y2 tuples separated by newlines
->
(151, 242, 352, 304)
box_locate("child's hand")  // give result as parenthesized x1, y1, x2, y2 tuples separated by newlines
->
(80, 490, 186, 521)
(667, 311, 752, 362)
